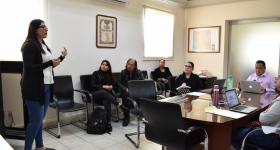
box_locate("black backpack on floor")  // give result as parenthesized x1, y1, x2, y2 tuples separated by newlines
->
(87, 107, 108, 134)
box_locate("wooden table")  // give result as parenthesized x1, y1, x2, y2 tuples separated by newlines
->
(166, 92, 277, 150)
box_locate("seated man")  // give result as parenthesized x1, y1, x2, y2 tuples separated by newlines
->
(175, 61, 203, 92)
(247, 60, 275, 92)
(232, 79, 280, 150)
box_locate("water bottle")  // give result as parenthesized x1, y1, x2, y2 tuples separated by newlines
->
(212, 85, 219, 107)
(227, 74, 233, 90)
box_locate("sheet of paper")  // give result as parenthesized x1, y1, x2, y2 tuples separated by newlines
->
(205, 106, 246, 119)
(262, 126, 280, 134)
(0, 135, 14, 150)
(186, 92, 206, 97)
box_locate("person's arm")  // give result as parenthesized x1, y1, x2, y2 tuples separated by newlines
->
(153, 68, 160, 81)
(22, 42, 54, 73)
(119, 71, 128, 91)
(166, 67, 173, 77)
(175, 75, 181, 88)
(265, 75, 276, 92)
(259, 99, 280, 126)
(91, 72, 102, 91)
(138, 70, 144, 80)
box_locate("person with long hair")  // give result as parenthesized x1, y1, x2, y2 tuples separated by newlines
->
(91, 60, 118, 132)
(119, 58, 144, 126)
(21, 19, 67, 150)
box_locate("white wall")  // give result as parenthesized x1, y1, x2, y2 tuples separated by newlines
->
(1, 0, 185, 126)
(48, 0, 185, 90)
(230, 22, 280, 85)
(185, 0, 280, 78)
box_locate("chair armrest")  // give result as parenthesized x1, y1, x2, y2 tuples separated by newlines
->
(241, 128, 262, 150)
(178, 126, 208, 149)
(74, 89, 92, 103)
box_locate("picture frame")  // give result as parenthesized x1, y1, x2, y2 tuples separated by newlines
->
(188, 26, 221, 53)
(96, 14, 117, 48)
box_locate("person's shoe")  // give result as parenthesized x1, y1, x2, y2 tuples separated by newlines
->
(107, 124, 112, 132)
(122, 118, 130, 127)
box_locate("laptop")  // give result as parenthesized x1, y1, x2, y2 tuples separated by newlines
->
(240, 80, 265, 94)
(200, 79, 226, 94)
(225, 89, 257, 114)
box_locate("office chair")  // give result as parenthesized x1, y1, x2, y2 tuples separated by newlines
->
(139, 98, 208, 150)
(141, 70, 148, 79)
(45, 75, 90, 138)
(125, 80, 158, 148)
(80, 74, 120, 122)
(168, 76, 177, 96)
(150, 70, 166, 96)
(241, 128, 280, 150)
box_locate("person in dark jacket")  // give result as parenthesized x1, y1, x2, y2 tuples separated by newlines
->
(175, 61, 202, 92)
(21, 19, 67, 150)
(120, 58, 144, 126)
(91, 60, 118, 132)
(153, 59, 173, 91)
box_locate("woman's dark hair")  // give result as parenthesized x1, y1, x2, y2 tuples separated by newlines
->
(125, 58, 138, 71)
(159, 59, 165, 63)
(186, 61, 194, 69)
(99, 60, 113, 81)
(22, 19, 49, 53)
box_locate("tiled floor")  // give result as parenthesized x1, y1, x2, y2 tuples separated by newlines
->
(6, 120, 162, 150)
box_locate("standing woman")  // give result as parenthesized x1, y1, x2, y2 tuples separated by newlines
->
(21, 19, 67, 150)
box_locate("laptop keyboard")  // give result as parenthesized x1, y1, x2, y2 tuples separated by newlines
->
(234, 105, 247, 111)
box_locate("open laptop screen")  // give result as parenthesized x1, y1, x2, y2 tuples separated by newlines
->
(225, 89, 240, 108)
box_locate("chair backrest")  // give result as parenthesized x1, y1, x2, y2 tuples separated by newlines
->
(139, 98, 186, 149)
(141, 70, 148, 79)
(168, 76, 177, 96)
(80, 74, 92, 92)
(54, 75, 74, 101)
(128, 80, 156, 100)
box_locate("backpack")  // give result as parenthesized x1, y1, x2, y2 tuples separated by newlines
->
(87, 107, 108, 134)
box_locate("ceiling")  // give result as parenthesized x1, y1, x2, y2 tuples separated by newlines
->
(160, 0, 255, 8)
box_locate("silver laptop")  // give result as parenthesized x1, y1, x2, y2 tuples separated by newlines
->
(225, 89, 257, 114)
(240, 80, 265, 94)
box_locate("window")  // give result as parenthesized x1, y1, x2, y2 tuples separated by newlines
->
(143, 7, 174, 59)
(0, 0, 45, 61)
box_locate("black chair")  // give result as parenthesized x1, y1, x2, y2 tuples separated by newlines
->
(141, 70, 148, 79)
(168, 76, 177, 96)
(80, 74, 120, 122)
(139, 98, 208, 150)
(125, 80, 158, 148)
(241, 128, 280, 150)
(150, 70, 166, 96)
(45, 75, 90, 138)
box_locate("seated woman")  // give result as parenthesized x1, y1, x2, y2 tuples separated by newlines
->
(232, 79, 280, 150)
(91, 60, 118, 132)
(153, 59, 173, 91)
(119, 58, 144, 126)
(175, 61, 202, 92)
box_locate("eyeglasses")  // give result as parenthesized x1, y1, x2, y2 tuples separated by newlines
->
(184, 65, 192, 68)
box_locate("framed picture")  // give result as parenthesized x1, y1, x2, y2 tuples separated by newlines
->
(96, 14, 117, 48)
(188, 26, 221, 53)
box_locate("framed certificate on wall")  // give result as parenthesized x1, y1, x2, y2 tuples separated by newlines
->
(96, 14, 117, 48)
